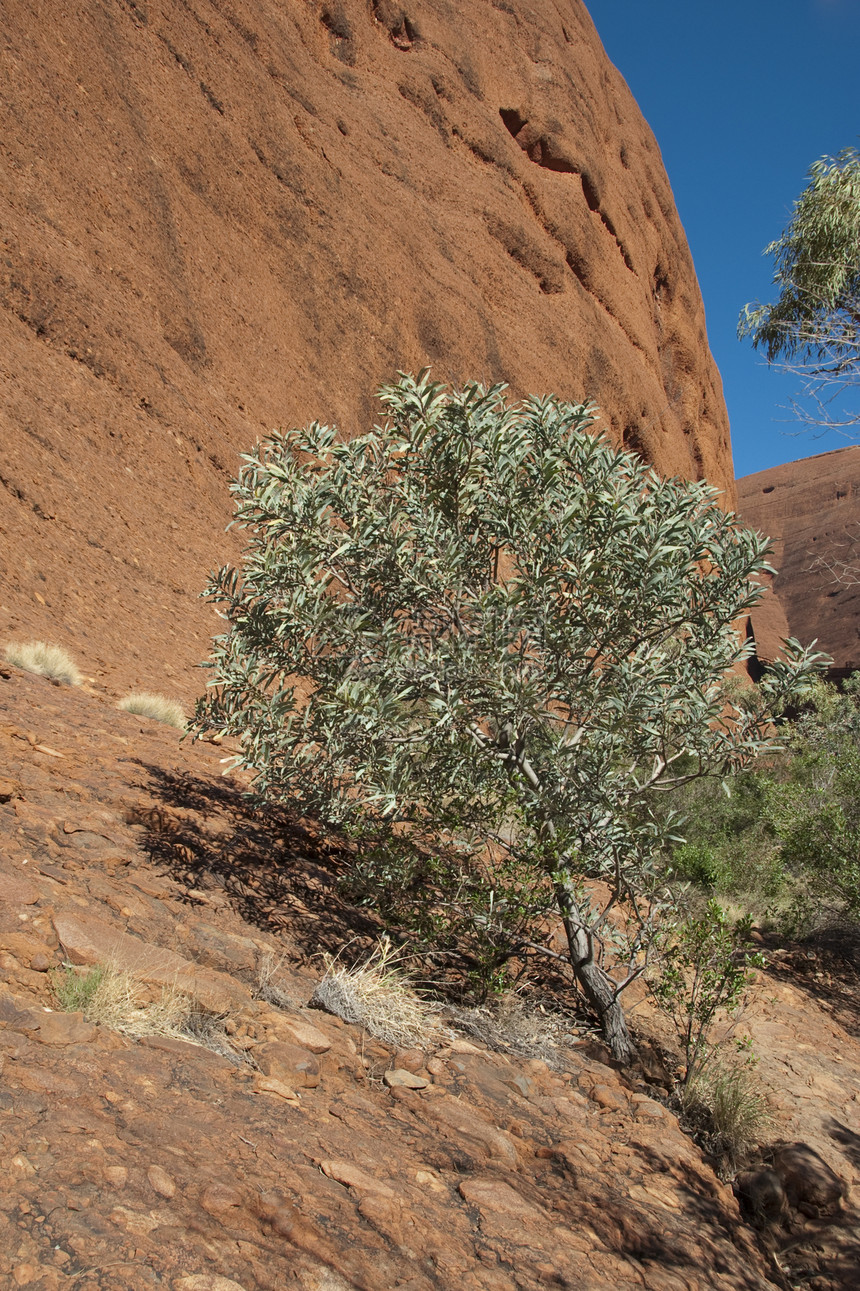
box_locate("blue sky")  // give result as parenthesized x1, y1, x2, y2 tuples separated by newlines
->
(588, 0, 860, 479)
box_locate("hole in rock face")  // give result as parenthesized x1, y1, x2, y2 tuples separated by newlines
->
(762, 486, 775, 494)
(653, 264, 670, 304)
(499, 107, 528, 138)
(539, 143, 577, 174)
(623, 425, 646, 458)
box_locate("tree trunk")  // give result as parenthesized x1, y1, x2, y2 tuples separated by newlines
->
(555, 882, 637, 1066)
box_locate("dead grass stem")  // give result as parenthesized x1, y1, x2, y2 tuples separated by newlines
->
(50, 962, 246, 1062)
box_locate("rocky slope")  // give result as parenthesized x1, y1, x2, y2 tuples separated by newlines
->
(1, 0, 733, 701)
(737, 448, 860, 676)
(2, 662, 859, 1291)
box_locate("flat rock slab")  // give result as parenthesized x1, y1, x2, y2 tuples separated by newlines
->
(384, 1068, 429, 1090)
(0, 869, 41, 906)
(417, 1095, 520, 1167)
(53, 910, 250, 1014)
(319, 1159, 395, 1198)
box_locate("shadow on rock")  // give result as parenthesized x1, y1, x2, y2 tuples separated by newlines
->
(128, 761, 381, 962)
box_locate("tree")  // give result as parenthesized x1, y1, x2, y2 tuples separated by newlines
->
(739, 146, 860, 433)
(192, 372, 823, 1062)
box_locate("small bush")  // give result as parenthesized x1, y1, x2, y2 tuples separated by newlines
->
(310, 939, 441, 1049)
(192, 370, 823, 1063)
(117, 692, 186, 728)
(4, 640, 82, 686)
(650, 899, 765, 1087)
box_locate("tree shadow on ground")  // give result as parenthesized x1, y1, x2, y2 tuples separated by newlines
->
(127, 758, 581, 1006)
(829, 1117, 860, 1176)
(128, 760, 809, 1288)
(127, 760, 383, 963)
(578, 1142, 778, 1290)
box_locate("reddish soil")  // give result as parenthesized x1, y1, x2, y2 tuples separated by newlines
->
(1, 0, 732, 703)
(737, 448, 860, 676)
(2, 663, 859, 1291)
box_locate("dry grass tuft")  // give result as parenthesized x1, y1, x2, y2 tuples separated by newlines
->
(50, 962, 246, 1062)
(117, 692, 186, 728)
(4, 640, 82, 686)
(681, 1059, 772, 1171)
(255, 948, 297, 1010)
(51, 962, 190, 1037)
(450, 992, 582, 1065)
(310, 939, 441, 1049)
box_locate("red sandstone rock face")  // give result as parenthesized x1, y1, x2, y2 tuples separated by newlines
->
(1, 0, 732, 698)
(737, 447, 860, 677)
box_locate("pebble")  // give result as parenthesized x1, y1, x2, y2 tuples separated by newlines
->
(199, 1183, 244, 1216)
(147, 1163, 177, 1198)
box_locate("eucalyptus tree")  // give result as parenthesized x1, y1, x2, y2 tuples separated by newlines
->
(193, 373, 822, 1062)
(739, 146, 860, 432)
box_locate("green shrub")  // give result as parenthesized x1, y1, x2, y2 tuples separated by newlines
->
(192, 372, 823, 1062)
(650, 898, 765, 1087)
(770, 674, 860, 929)
(666, 674, 860, 932)
(51, 963, 109, 1014)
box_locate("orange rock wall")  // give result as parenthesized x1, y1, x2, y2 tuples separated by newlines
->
(1, 0, 733, 696)
(737, 447, 860, 676)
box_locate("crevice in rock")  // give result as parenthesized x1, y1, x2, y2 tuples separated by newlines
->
(398, 81, 448, 138)
(622, 425, 647, 458)
(485, 216, 565, 295)
(499, 107, 528, 138)
(500, 111, 634, 272)
(0, 473, 54, 521)
(371, 2, 417, 50)
(199, 81, 225, 115)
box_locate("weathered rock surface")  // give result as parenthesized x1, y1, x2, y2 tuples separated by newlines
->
(1, 660, 858, 1289)
(1, 0, 732, 702)
(737, 447, 860, 675)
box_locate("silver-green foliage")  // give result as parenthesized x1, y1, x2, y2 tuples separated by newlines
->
(193, 373, 823, 1060)
(739, 146, 860, 430)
